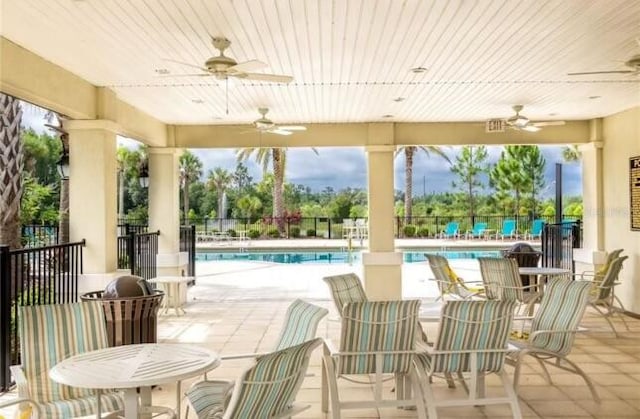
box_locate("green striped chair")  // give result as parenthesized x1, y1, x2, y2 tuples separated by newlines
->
(185, 299, 328, 418)
(508, 278, 597, 401)
(415, 300, 520, 419)
(187, 338, 322, 419)
(426, 254, 484, 301)
(585, 255, 629, 337)
(322, 300, 427, 419)
(478, 257, 541, 315)
(10, 301, 124, 418)
(322, 273, 367, 315)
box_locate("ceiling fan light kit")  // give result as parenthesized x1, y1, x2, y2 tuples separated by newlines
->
(248, 108, 306, 136)
(487, 105, 565, 133)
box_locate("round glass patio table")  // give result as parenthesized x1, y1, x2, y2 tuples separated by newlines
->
(50, 343, 220, 419)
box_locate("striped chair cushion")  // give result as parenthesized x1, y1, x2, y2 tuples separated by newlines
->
(19, 301, 111, 403)
(38, 392, 123, 419)
(478, 258, 528, 302)
(530, 278, 591, 355)
(418, 300, 516, 374)
(185, 380, 234, 419)
(337, 300, 420, 375)
(274, 299, 328, 351)
(322, 273, 367, 313)
(226, 338, 322, 418)
(590, 256, 627, 300)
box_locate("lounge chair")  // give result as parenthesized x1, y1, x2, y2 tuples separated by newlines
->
(508, 278, 597, 401)
(415, 300, 521, 419)
(185, 299, 328, 418)
(439, 221, 459, 239)
(495, 219, 518, 240)
(425, 254, 483, 301)
(464, 222, 487, 239)
(525, 219, 545, 240)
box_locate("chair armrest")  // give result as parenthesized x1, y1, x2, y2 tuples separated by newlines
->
(0, 397, 42, 419)
(323, 339, 338, 355)
(220, 352, 269, 361)
(10, 365, 31, 399)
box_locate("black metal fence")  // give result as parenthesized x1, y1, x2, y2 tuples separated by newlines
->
(541, 220, 582, 272)
(180, 225, 196, 277)
(117, 230, 160, 280)
(0, 240, 86, 391)
(21, 224, 59, 247)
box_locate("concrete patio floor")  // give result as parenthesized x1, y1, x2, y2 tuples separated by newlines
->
(2, 257, 639, 418)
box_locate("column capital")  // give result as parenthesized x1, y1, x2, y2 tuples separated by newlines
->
(365, 145, 396, 153)
(64, 119, 120, 133)
(578, 141, 604, 151)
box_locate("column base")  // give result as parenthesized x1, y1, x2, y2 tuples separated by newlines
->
(362, 251, 403, 300)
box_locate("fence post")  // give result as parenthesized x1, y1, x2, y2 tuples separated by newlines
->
(314, 218, 317, 236)
(0, 245, 11, 391)
(190, 224, 196, 277)
(328, 218, 332, 239)
(286, 218, 291, 238)
(128, 230, 136, 276)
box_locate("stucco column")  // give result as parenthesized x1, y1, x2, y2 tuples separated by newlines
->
(147, 147, 187, 276)
(65, 120, 118, 274)
(363, 137, 402, 299)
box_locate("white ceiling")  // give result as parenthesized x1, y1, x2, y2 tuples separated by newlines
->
(2, 0, 640, 125)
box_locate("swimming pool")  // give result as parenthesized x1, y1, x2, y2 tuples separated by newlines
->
(196, 249, 502, 264)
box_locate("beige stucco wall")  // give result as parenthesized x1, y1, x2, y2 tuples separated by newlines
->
(602, 106, 640, 313)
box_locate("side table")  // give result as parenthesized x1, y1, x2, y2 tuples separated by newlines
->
(148, 276, 194, 315)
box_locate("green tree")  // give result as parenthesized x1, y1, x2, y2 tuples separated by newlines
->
(396, 146, 450, 222)
(0, 93, 24, 249)
(232, 161, 253, 192)
(116, 147, 141, 220)
(490, 146, 533, 214)
(562, 145, 581, 162)
(237, 195, 262, 219)
(450, 146, 488, 217)
(521, 146, 546, 216)
(179, 150, 203, 221)
(207, 167, 233, 223)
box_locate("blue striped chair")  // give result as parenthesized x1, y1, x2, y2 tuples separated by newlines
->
(187, 338, 323, 419)
(322, 273, 367, 315)
(508, 278, 597, 401)
(185, 299, 327, 418)
(415, 300, 520, 419)
(10, 302, 124, 418)
(322, 300, 427, 419)
(478, 257, 542, 315)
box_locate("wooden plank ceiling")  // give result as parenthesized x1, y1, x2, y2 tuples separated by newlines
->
(2, 0, 639, 125)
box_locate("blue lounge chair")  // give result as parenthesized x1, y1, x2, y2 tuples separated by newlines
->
(496, 219, 518, 240)
(439, 222, 459, 239)
(526, 219, 544, 240)
(465, 222, 487, 239)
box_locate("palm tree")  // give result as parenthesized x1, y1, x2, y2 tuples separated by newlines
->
(179, 150, 203, 222)
(206, 167, 233, 230)
(44, 112, 70, 243)
(237, 147, 286, 233)
(0, 93, 24, 249)
(562, 145, 581, 162)
(116, 146, 139, 221)
(237, 195, 262, 219)
(396, 146, 450, 222)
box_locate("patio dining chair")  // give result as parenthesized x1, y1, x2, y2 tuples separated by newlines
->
(495, 219, 518, 240)
(414, 300, 520, 419)
(11, 301, 124, 418)
(576, 248, 624, 283)
(507, 278, 597, 401)
(425, 254, 483, 301)
(438, 222, 459, 239)
(478, 257, 542, 315)
(187, 338, 323, 419)
(583, 255, 629, 337)
(322, 300, 427, 419)
(184, 299, 328, 418)
(464, 222, 487, 239)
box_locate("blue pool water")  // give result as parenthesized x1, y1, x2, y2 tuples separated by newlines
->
(196, 250, 502, 264)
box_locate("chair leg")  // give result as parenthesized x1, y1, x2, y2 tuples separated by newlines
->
(499, 369, 522, 419)
(591, 303, 618, 337)
(557, 357, 601, 403)
(535, 357, 553, 385)
(422, 373, 438, 419)
(409, 369, 427, 419)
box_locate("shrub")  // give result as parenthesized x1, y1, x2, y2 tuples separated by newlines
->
(226, 229, 237, 238)
(290, 227, 301, 238)
(403, 225, 417, 237)
(306, 229, 316, 237)
(267, 227, 280, 238)
(417, 226, 430, 237)
(248, 229, 260, 239)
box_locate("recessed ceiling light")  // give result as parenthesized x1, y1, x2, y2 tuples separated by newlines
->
(393, 97, 406, 102)
(548, 113, 557, 116)
(410, 67, 428, 74)
(191, 99, 205, 104)
(212, 116, 223, 120)
(588, 95, 601, 99)
(154, 69, 170, 75)
(382, 114, 394, 118)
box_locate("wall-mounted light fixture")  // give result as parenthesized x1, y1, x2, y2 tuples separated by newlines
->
(139, 159, 149, 188)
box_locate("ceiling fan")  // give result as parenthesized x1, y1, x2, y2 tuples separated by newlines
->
(503, 105, 565, 132)
(568, 39, 640, 76)
(164, 37, 293, 83)
(248, 108, 306, 136)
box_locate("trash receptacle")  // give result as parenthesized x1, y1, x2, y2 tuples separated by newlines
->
(81, 289, 164, 347)
(501, 242, 542, 287)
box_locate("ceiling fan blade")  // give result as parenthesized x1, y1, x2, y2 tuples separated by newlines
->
(567, 70, 634, 75)
(158, 73, 212, 78)
(235, 73, 294, 83)
(162, 58, 209, 72)
(532, 121, 566, 127)
(277, 126, 306, 131)
(268, 128, 293, 136)
(228, 60, 267, 73)
(521, 125, 541, 132)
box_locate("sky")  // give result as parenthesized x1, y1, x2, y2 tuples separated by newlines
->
(22, 106, 582, 197)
